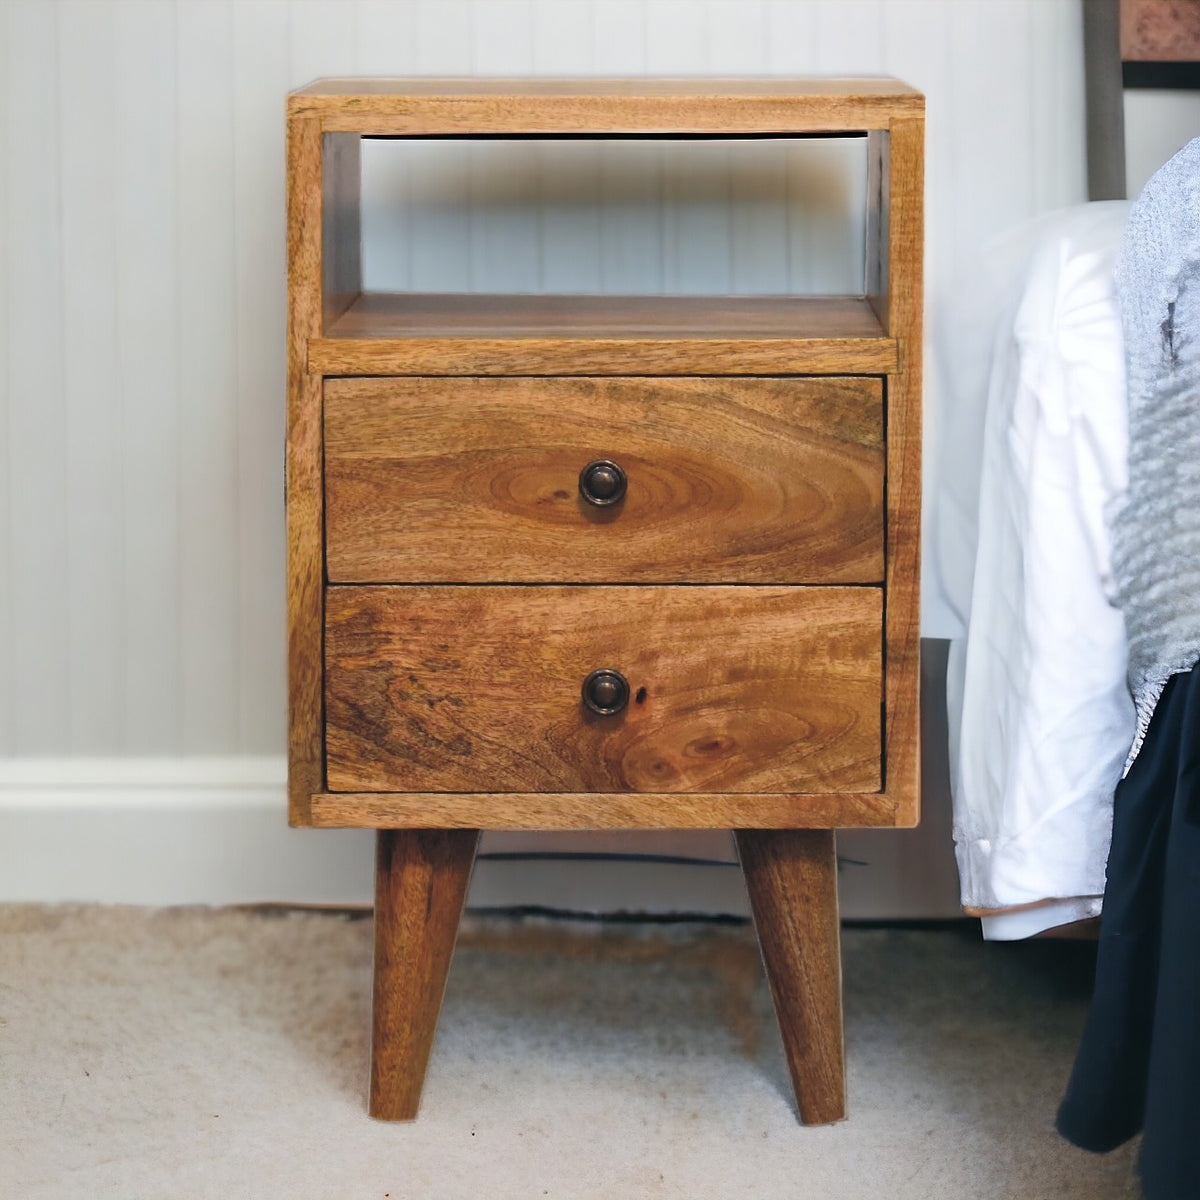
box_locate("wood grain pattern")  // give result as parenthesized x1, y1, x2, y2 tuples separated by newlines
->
(288, 76, 924, 136)
(325, 585, 882, 795)
(311, 334, 896, 378)
(291, 77, 924, 99)
(286, 78, 925, 1128)
(327, 292, 890, 337)
(287, 125, 364, 821)
(288, 79, 923, 840)
(307, 790, 896, 830)
(370, 828, 478, 1120)
(324, 376, 884, 584)
(311, 293, 897, 377)
(865, 128, 889, 328)
(736, 829, 845, 1124)
(321, 131, 361, 327)
(883, 117, 924, 827)
(285, 114, 324, 823)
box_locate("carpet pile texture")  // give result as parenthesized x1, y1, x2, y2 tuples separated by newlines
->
(0, 905, 1139, 1198)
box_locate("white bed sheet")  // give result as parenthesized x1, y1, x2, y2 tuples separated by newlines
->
(931, 201, 1136, 940)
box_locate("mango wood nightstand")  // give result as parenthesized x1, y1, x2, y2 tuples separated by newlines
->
(286, 77, 923, 1124)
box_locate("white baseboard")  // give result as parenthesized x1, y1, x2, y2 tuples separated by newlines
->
(0, 757, 373, 906)
(0, 755, 962, 919)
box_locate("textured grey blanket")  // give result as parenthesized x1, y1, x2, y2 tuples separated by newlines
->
(1113, 138, 1200, 765)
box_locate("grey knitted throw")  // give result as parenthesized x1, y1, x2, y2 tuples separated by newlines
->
(1113, 137, 1200, 766)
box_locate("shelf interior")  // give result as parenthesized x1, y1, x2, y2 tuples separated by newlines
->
(310, 292, 896, 376)
(324, 292, 888, 341)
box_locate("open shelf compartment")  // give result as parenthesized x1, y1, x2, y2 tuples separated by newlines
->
(291, 77, 919, 377)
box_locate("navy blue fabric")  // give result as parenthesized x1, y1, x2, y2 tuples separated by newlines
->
(1057, 664, 1200, 1197)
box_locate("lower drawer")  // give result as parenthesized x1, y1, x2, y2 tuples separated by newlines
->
(324, 585, 882, 795)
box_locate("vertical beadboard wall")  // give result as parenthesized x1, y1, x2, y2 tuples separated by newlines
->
(361, 137, 868, 297)
(0, 0, 1085, 909)
(0, 0, 1087, 760)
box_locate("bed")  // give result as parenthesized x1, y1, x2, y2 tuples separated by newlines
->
(933, 0, 1200, 940)
(933, 6, 1200, 1189)
(932, 199, 1135, 940)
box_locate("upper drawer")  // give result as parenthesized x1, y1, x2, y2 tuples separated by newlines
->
(324, 376, 883, 584)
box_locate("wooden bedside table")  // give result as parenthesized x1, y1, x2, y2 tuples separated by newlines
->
(286, 77, 923, 1125)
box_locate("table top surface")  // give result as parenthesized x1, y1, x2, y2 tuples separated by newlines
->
(290, 76, 922, 99)
(287, 77, 923, 134)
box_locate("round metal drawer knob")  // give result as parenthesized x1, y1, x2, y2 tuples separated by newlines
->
(581, 668, 630, 716)
(578, 459, 627, 507)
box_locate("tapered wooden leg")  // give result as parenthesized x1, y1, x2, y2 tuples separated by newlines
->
(735, 829, 845, 1124)
(370, 828, 478, 1120)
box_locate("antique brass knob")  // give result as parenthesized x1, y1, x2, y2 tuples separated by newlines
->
(581, 668, 630, 716)
(578, 459, 627, 507)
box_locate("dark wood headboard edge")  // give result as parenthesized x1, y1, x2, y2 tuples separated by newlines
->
(1084, 0, 1128, 201)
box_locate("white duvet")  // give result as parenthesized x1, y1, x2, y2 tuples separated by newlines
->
(931, 202, 1137, 940)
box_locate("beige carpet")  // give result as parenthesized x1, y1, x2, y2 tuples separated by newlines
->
(0, 905, 1139, 1199)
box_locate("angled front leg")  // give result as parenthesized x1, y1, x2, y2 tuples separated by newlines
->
(736, 828, 845, 1124)
(370, 829, 479, 1120)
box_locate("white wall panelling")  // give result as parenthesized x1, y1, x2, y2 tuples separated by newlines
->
(360, 137, 866, 295)
(0, 753, 959, 919)
(1, 0, 1087, 755)
(0, 0, 9, 757)
(1, 0, 1086, 905)
(1125, 89, 1200, 197)
(6, 0, 70, 755)
(116, 0, 181, 753)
